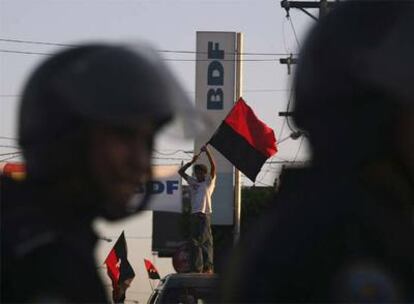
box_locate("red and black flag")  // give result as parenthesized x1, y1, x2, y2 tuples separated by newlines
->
(209, 98, 277, 182)
(104, 231, 135, 303)
(0, 162, 26, 181)
(144, 258, 161, 280)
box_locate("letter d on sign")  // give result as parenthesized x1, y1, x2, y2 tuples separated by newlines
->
(149, 181, 164, 194)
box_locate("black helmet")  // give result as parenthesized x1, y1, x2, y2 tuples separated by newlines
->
(19, 43, 199, 176)
(18, 42, 202, 219)
(293, 1, 414, 164)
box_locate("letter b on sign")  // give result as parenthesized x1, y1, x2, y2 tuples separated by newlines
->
(207, 88, 223, 110)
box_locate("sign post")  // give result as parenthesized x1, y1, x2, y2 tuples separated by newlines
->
(195, 31, 243, 227)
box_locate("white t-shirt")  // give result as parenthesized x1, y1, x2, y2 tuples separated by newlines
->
(187, 175, 216, 214)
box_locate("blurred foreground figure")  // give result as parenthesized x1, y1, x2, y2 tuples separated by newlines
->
(224, 1, 414, 302)
(1, 43, 197, 302)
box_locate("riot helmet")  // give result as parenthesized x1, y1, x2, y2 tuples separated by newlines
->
(18, 42, 202, 219)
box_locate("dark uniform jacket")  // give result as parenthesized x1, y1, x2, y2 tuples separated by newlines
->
(1, 176, 109, 303)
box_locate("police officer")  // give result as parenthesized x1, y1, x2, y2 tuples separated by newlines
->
(1, 43, 198, 302)
(224, 1, 414, 302)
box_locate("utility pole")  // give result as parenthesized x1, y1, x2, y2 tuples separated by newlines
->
(279, 1, 337, 71)
(280, 0, 336, 21)
(279, 54, 298, 75)
(233, 33, 243, 245)
(279, 0, 335, 118)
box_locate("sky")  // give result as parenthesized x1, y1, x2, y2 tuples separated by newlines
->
(0, 0, 316, 302)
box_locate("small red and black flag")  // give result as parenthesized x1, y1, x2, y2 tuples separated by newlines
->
(209, 97, 277, 182)
(0, 162, 26, 181)
(104, 231, 135, 303)
(144, 258, 161, 280)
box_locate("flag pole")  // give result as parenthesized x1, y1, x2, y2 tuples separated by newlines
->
(148, 279, 154, 292)
(233, 32, 243, 245)
(195, 150, 203, 158)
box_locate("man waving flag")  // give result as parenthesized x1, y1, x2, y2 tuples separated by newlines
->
(209, 97, 277, 182)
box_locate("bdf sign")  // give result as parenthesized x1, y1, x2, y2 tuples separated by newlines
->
(132, 165, 182, 213)
(195, 31, 243, 225)
(136, 180, 179, 195)
(207, 41, 225, 110)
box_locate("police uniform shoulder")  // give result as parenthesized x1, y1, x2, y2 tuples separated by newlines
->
(2, 196, 60, 259)
(14, 230, 59, 258)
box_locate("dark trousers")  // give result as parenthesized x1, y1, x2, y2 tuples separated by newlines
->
(189, 213, 213, 272)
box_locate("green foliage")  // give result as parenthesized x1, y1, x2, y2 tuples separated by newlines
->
(240, 186, 275, 234)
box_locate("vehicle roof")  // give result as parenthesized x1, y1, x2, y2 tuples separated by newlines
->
(156, 273, 219, 289)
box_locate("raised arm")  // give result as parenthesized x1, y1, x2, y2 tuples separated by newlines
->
(201, 145, 216, 179)
(178, 154, 199, 181)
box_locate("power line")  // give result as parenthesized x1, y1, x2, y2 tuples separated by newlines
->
(278, 108, 287, 140)
(0, 151, 21, 156)
(0, 37, 297, 56)
(255, 161, 274, 184)
(152, 156, 191, 161)
(1, 88, 290, 98)
(0, 38, 75, 48)
(0, 145, 19, 149)
(164, 58, 288, 62)
(288, 16, 301, 48)
(159, 49, 296, 56)
(188, 88, 289, 93)
(0, 153, 307, 164)
(153, 149, 192, 156)
(0, 154, 21, 162)
(253, 151, 308, 187)
(0, 49, 290, 62)
(292, 136, 305, 163)
(0, 49, 53, 56)
(285, 89, 296, 133)
(276, 155, 292, 162)
(267, 160, 307, 165)
(282, 17, 290, 54)
(153, 156, 305, 164)
(277, 133, 294, 145)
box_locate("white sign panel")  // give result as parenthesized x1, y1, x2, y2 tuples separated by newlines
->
(132, 165, 182, 213)
(195, 31, 241, 225)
